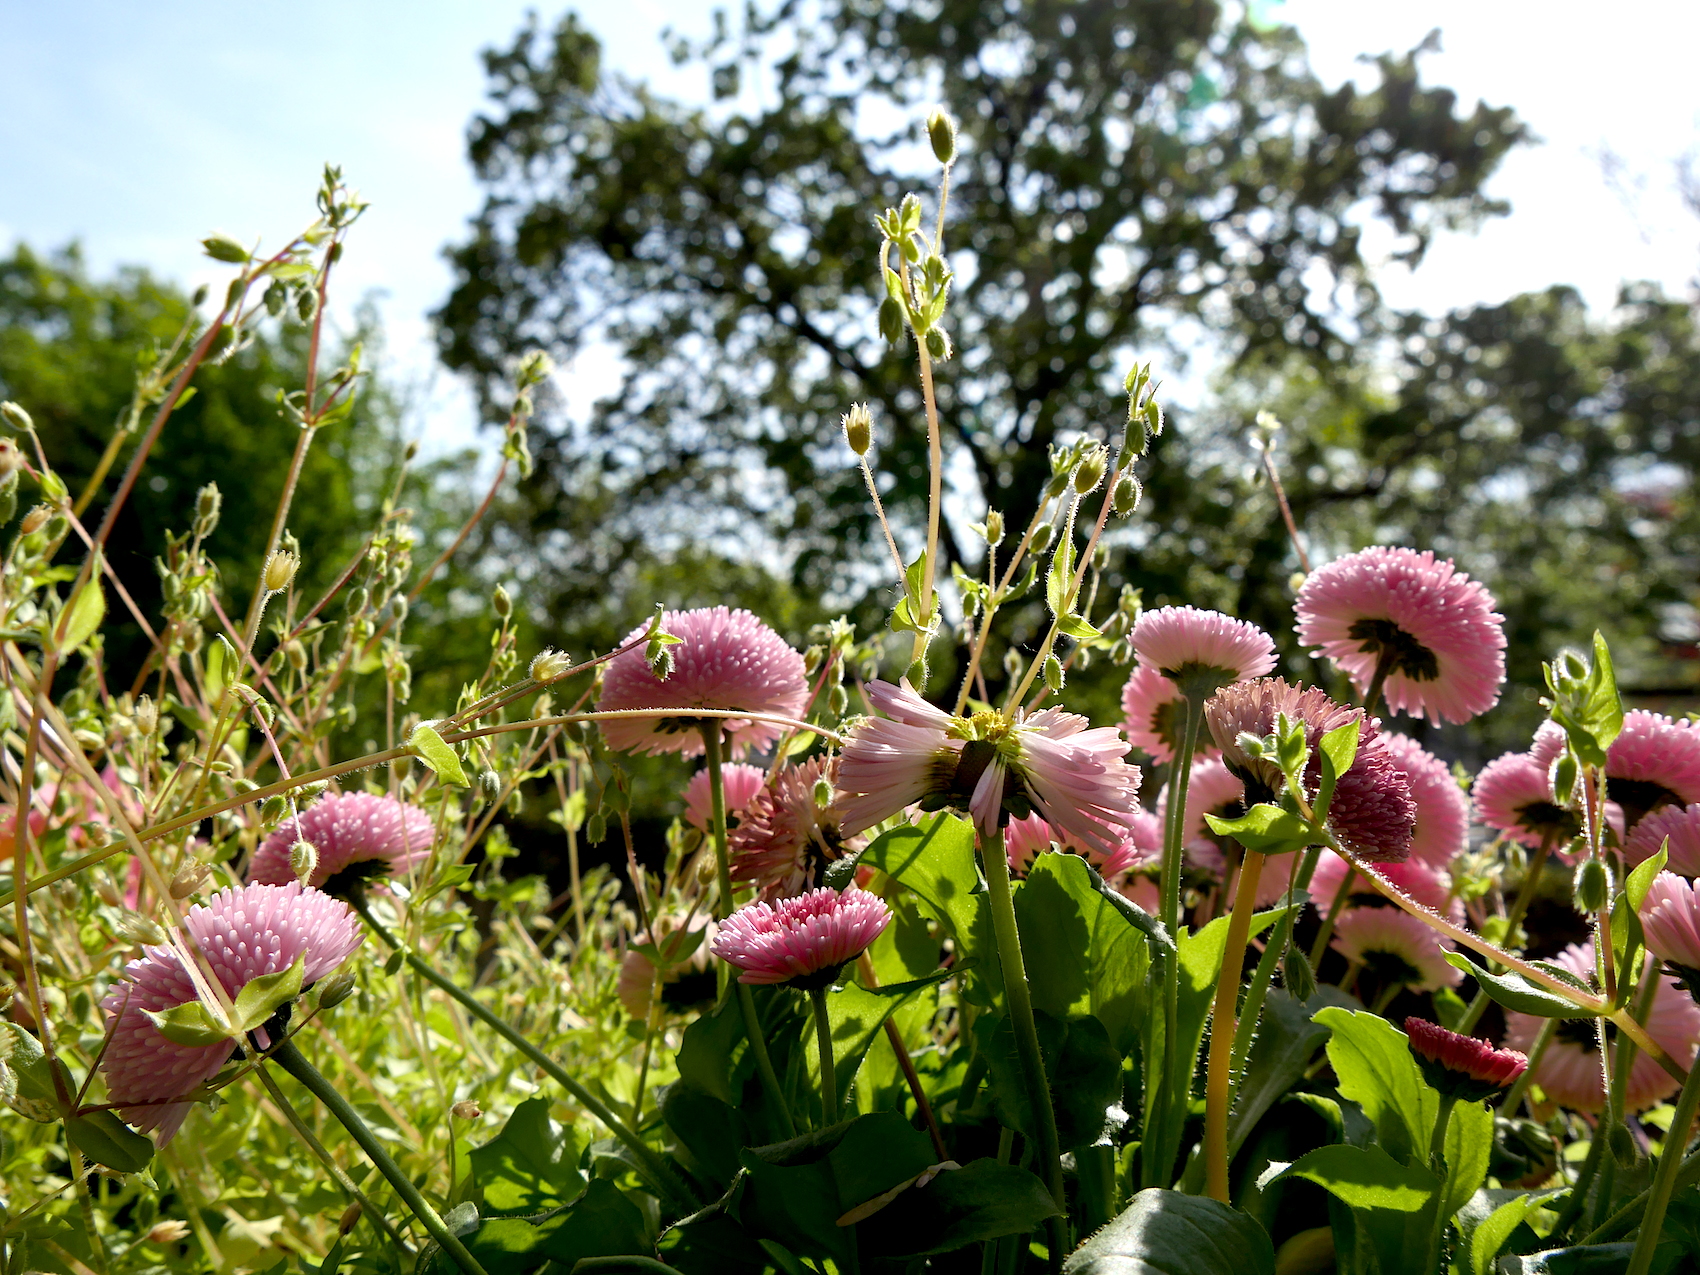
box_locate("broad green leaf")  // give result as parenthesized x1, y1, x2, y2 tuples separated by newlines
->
(1056, 612, 1101, 640)
(817, 970, 951, 1109)
(1314, 719, 1361, 825)
(3, 1022, 74, 1120)
(144, 999, 233, 1048)
(661, 1082, 748, 1188)
(1443, 954, 1597, 1019)
(1204, 802, 1315, 855)
(1062, 1188, 1275, 1275)
(1278, 1143, 1437, 1212)
(232, 953, 305, 1033)
(1315, 1007, 1434, 1163)
(1467, 1192, 1545, 1275)
(466, 1096, 587, 1214)
(677, 996, 744, 1104)
(410, 721, 469, 786)
(430, 1178, 649, 1275)
(1627, 843, 1669, 911)
(860, 813, 985, 950)
(974, 1011, 1124, 1149)
(1046, 529, 1076, 618)
(860, 1160, 1061, 1259)
(65, 1109, 154, 1172)
(1227, 990, 1330, 1158)
(54, 573, 105, 654)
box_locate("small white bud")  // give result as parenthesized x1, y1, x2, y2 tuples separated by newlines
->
(115, 912, 168, 946)
(530, 648, 572, 683)
(263, 550, 299, 593)
(289, 839, 319, 884)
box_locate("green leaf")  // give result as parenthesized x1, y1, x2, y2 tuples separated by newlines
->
(860, 813, 985, 951)
(1227, 990, 1330, 1158)
(1314, 719, 1361, 825)
(435, 1178, 649, 1275)
(1549, 632, 1625, 768)
(862, 1160, 1061, 1259)
(1046, 531, 1076, 618)
(1204, 802, 1315, 855)
(54, 573, 105, 654)
(662, 1083, 748, 1188)
(410, 721, 469, 786)
(677, 996, 744, 1104)
(821, 970, 952, 1103)
(1497, 1242, 1679, 1273)
(1277, 1143, 1438, 1212)
(1314, 1007, 1435, 1164)
(1062, 1188, 1275, 1275)
(143, 999, 233, 1048)
(3, 1022, 74, 1121)
(1467, 1192, 1545, 1275)
(1443, 954, 1597, 1019)
(1627, 843, 1669, 912)
(232, 952, 305, 1033)
(974, 1011, 1124, 1149)
(1056, 613, 1101, 640)
(466, 1096, 587, 1214)
(64, 1109, 154, 1173)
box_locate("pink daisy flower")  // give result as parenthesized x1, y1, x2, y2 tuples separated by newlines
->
(1473, 751, 1580, 850)
(1331, 905, 1461, 992)
(1295, 546, 1506, 724)
(249, 792, 435, 892)
(1002, 810, 1149, 879)
(1625, 804, 1700, 876)
(729, 758, 864, 899)
(1505, 941, 1700, 1113)
(1404, 1017, 1527, 1102)
(1641, 872, 1700, 973)
(1308, 848, 1461, 921)
(616, 916, 718, 1020)
(1605, 711, 1700, 831)
(835, 680, 963, 835)
(596, 607, 808, 757)
(1381, 734, 1468, 870)
(1529, 720, 1568, 771)
(709, 887, 892, 988)
(100, 883, 363, 1144)
(1130, 606, 1277, 689)
(1205, 678, 1416, 863)
(1118, 873, 1161, 915)
(682, 762, 768, 832)
(1120, 664, 1218, 764)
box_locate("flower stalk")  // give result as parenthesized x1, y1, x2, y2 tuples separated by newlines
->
(1423, 1093, 1459, 1275)
(1204, 847, 1266, 1201)
(811, 986, 838, 1123)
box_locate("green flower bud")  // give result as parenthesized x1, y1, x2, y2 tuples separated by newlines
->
(1112, 473, 1142, 516)
(1551, 749, 1578, 803)
(1608, 1121, 1639, 1169)
(1003, 648, 1024, 680)
(829, 684, 849, 716)
(1573, 858, 1612, 914)
(925, 326, 952, 362)
(879, 296, 905, 345)
(1074, 445, 1108, 494)
(0, 401, 34, 434)
(1143, 395, 1164, 436)
(1030, 522, 1055, 553)
(317, 970, 357, 1011)
(843, 403, 873, 456)
(1123, 413, 1148, 456)
(926, 109, 957, 165)
(1042, 654, 1064, 692)
(115, 912, 168, 947)
(813, 778, 834, 807)
(289, 839, 319, 884)
(201, 235, 249, 264)
(982, 510, 1004, 546)
(492, 584, 512, 619)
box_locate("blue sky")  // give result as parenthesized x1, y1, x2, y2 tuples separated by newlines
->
(2, 1, 1696, 455)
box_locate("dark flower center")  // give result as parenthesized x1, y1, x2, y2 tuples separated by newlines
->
(321, 855, 395, 900)
(1347, 617, 1440, 682)
(1513, 800, 1581, 840)
(1556, 1016, 1616, 1049)
(1606, 777, 1682, 831)
(1362, 949, 1422, 986)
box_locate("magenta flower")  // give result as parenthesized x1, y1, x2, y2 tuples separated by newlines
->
(1308, 848, 1461, 921)
(100, 883, 363, 1143)
(1130, 606, 1277, 690)
(1205, 678, 1416, 863)
(1381, 734, 1468, 870)
(249, 791, 435, 892)
(1295, 546, 1506, 724)
(1505, 941, 1700, 1113)
(729, 758, 863, 899)
(1120, 663, 1214, 764)
(1626, 804, 1700, 876)
(1641, 872, 1700, 973)
(683, 762, 768, 833)
(1330, 905, 1461, 992)
(1473, 750, 1579, 850)
(1605, 711, 1700, 831)
(596, 607, 808, 757)
(1404, 1017, 1527, 1102)
(709, 887, 892, 988)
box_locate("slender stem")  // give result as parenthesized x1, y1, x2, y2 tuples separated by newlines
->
(346, 894, 697, 1211)
(1205, 848, 1265, 1201)
(1159, 695, 1204, 935)
(1585, 1142, 1700, 1246)
(1362, 645, 1398, 718)
(1258, 442, 1312, 574)
(1501, 1018, 1555, 1118)
(909, 320, 943, 678)
(1554, 1119, 1608, 1237)
(1308, 866, 1355, 968)
(811, 986, 838, 1124)
(859, 951, 948, 1159)
(1230, 843, 1323, 1079)
(1423, 1094, 1459, 1275)
(980, 827, 1068, 1270)
(268, 1038, 490, 1275)
(1459, 832, 1556, 1033)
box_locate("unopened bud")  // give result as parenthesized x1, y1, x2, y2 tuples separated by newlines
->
(878, 297, 905, 345)
(813, 779, 834, 808)
(926, 108, 957, 165)
(842, 403, 873, 456)
(316, 969, 357, 1011)
(192, 284, 210, 307)
(1030, 522, 1054, 554)
(170, 862, 213, 899)
(492, 584, 512, 618)
(195, 483, 222, 527)
(1123, 413, 1148, 456)
(1551, 750, 1578, 804)
(284, 638, 307, 671)
(1608, 1121, 1639, 1169)
(982, 510, 1004, 546)
(828, 684, 849, 716)
(451, 1100, 483, 1120)
(1, 401, 35, 433)
(145, 1220, 192, 1245)
(1144, 395, 1164, 436)
(337, 1202, 363, 1236)
(96, 879, 123, 908)
(115, 912, 168, 946)
(1042, 654, 1064, 692)
(263, 550, 298, 593)
(1112, 474, 1142, 516)
(1003, 648, 1024, 680)
(19, 505, 48, 535)
(1074, 446, 1108, 494)
(586, 812, 606, 845)
(479, 769, 502, 799)
(296, 287, 319, 323)
(135, 695, 158, 736)
(530, 648, 571, 683)
(515, 349, 555, 388)
(802, 645, 825, 675)
(201, 235, 249, 263)
(1573, 858, 1612, 914)
(924, 327, 952, 362)
(289, 839, 319, 883)
(0, 439, 22, 478)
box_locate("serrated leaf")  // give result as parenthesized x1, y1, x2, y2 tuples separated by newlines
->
(232, 953, 305, 1033)
(1443, 953, 1596, 1018)
(410, 722, 469, 786)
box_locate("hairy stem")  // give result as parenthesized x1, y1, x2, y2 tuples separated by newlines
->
(811, 986, 838, 1123)
(1423, 1094, 1459, 1275)
(1205, 848, 1265, 1201)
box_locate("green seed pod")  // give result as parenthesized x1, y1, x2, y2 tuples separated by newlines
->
(201, 235, 249, 263)
(1112, 473, 1142, 516)
(1573, 857, 1612, 914)
(1043, 654, 1064, 692)
(1074, 445, 1108, 494)
(878, 297, 905, 345)
(1030, 522, 1055, 554)
(926, 109, 957, 165)
(829, 684, 849, 716)
(1551, 749, 1578, 803)
(492, 584, 512, 619)
(925, 326, 952, 362)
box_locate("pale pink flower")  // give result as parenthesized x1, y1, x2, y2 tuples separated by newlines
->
(682, 762, 768, 832)
(1330, 905, 1461, 992)
(249, 791, 435, 891)
(100, 883, 362, 1144)
(1473, 751, 1578, 850)
(1130, 606, 1277, 686)
(1381, 734, 1468, 870)
(729, 758, 864, 899)
(617, 916, 718, 1020)
(1002, 810, 1148, 879)
(1529, 720, 1568, 771)
(1625, 805, 1700, 876)
(1308, 848, 1461, 921)
(1120, 663, 1216, 763)
(1505, 941, 1700, 1113)
(835, 680, 963, 835)
(1156, 759, 1246, 877)
(1295, 546, 1505, 724)
(1606, 711, 1700, 831)
(710, 887, 891, 987)
(596, 607, 808, 757)
(1009, 707, 1145, 858)
(1641, 872, 1700, 971)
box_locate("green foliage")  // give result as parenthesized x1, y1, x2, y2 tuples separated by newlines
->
(1062, 1188, 1276, 1275)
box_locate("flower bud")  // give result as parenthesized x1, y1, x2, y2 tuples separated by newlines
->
(1073, 446, 1107, 494)
(316, 969, 357, 1010)
(0, 439, 23, 479)
(1, 401, 35, 433)
(493, 584, 512, 619)
(828, 684, 849, 716)
(586, 812, 606, 845)
(1143, 395, 1164, 437)
(284, 638, 307, 671)
(926, 109, 957, 165)
(337, 1203, 363, 1236)
(1123, 413, 1148, 456)
(115, 912, 168, 947)
(1030, 522, 1054, 554)
(982, 510, 1004, 546)
(530, 648, 572, 683)
(1003, 647, 1024, 680)
(145, 1220, 192, 1245)
(170, 862, 213, 899)
(195, 483, 222, 534)
(479, 769, 502, 799)
(1608, 1120, 1639, 1169)
(201, 235, 249, 263)
(924, 326, 952, 362)
(878, 297, 905, 345)
(96, 879, 123, 908)
(296, 286, 319, 323)
(263, 550, 298, 593)
(451, 1099, 483, 1120)
(259, 794, 290, 827)
(19, 505, 48, 535)
(1111, 473, 1142, 516)
(289, 839, 319, 884)
(135, 695, 158, 736)
(842, 403, 873, 456)
(1042, 654, 1064, 692)
(813, 778, 834, 807)
(1573, 858, 1612, 914)
(1551, 749, 1578, 804)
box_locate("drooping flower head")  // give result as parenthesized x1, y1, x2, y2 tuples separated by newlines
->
(835, 681, 1143, 858)
(1605, 711, 1700, 831)
(100, 883, 363, 1144)
(1473, 751, 1581, 850)
(1120, 663, 1217, 764)
(1205, 678, 1416, 863)
(1626, 804, 1700, 876)
(729, 758, 864, 900)
(1404, 1018, 1527, 1102)
(709, 887, 891, 988)
(1130, 607, 1277, 696)
(1505, 941, 1700, 1113)
(1640, 872, 1700, 996)
(249, 791, 436, 894)
(1529, 720, 1568, 771)
(683, 762, 769, 833)
(617, 916, 718, 1020)
(1330, 905, 1461, 992)
(596, 607, 808, 757)
(1380, 734, 1468, 870)
(1295, 546, 1506, 724)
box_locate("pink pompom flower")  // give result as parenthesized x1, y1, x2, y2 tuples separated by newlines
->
(1605, 711, 1700, 831)
(1529, 720, 1568, 771)
(249, 791, 435, 893)
(1404, 1018, 1527, 1102)
(1473, 751, 1580, 850)
(729, 758, 863, 900)
(596, 607, 808, 757)
(1121, 663, 1217, 764)
(1381, 734, 1468, 870)
(1295, 546, 1506, 725)
(1130, 606, 1277, 693)
(683, 762, 768, 833)
(1641, 872, 1700, 981)
(1331, 905, 1461, 992)
(710, 887, 891, 988)
(100, 883, 363, 1144)
(1625, 804, 1700, 877)
(1505, 941, 1700, 1113)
